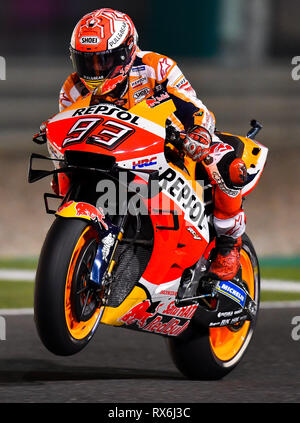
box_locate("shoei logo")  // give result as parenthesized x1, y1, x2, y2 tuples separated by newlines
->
(80, 36, 100, 45)
(0, 56, 6, 80)
(216, 281, 246, 307)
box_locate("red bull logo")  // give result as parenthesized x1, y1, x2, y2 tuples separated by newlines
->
(119, 299, 191, 336)
(119, 300, 153, 328)
(57, 201, 108, 230)
(75, 202, 108, 230)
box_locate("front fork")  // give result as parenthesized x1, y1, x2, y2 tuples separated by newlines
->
(89, 203, 130, 303)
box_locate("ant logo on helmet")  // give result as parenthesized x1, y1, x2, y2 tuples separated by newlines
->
(82, 16, 104, 34)
(77, 15, 105, 43)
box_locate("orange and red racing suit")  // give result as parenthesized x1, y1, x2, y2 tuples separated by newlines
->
(58, 50, 246, 239)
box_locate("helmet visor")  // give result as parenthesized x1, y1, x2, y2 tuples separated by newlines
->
(70, 46, 131, 81)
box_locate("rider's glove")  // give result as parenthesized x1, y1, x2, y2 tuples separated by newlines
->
(182, 125, 211, 161)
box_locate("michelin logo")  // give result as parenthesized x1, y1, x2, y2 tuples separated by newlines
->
(216, 281, 246, 307)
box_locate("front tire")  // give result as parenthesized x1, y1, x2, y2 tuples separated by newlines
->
(168, 233, 260, 380)
(34, 217, 102, 356)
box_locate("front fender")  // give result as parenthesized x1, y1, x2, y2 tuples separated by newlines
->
(56, 200, 108, 230)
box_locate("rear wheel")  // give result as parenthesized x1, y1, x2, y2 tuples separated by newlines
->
(34, 217, 102, 356)
(168, 233, 260, 380)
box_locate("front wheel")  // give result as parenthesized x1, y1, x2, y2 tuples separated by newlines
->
(34, 217, 102, 356)
(168, 233, 260, 380)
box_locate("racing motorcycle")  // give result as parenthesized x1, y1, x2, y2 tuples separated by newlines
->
(29, 91, 268, 380)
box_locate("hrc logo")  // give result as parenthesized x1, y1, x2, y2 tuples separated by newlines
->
(132, 156, 157, 170)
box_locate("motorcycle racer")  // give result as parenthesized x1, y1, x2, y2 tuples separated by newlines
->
(55, 8, 248, 281)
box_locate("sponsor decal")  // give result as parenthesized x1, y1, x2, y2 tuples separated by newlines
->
(158, 168, 205, 231)
(101, 233, 115, 261)
(158, 301, 198, 319)
(107, 21, 128, 48)
(159, 57, 173, 80)
(146, 92, 170, 108)
(211, 171, 239, 197)
(57, 201, 108, 230)
(72, 104, 140, 126)
(225, 213, 244, 237)
(80, 36, 100, 45)
(143, 316, 189, 336)
(119, 300, 153, 329)
(131, 76, 147, 88)
(132, 156, 157, 170)
(216, 281, 246, 307)
(75, 202, 108, 230)
(133, 87, 150, 101)
(159, 290, 177, 296)
(187, 226, 201, 240)
(131, 65, 146, 73)
(217, 311, 233, 318)
(209, 314, 247, 327)
(119, 298, 195, 336)
(175, 76, 190, 90)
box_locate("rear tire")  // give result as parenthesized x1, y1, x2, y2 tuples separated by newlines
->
(34, 217, 102, 356)
(168, 233, 260, 380)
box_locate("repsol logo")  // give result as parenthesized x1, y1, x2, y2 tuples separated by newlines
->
(72, 105, 140, 126)
(158, 168, 205, 230)
(80, 36, 100, 44)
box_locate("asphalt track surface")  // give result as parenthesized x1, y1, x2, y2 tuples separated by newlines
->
(0, 307, 299, 404)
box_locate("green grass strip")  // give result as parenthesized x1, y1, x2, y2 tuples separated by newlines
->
(0, 281, 34, 308)
(0, 257, 38, 270)
(260, 291, 300, 302)
(260, 256, 300, 267)
(260, 266, 300, 281)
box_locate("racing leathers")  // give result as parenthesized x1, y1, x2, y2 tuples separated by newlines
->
(58, 50, 247, 280)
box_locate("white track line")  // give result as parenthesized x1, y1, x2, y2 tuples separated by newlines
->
(0, 269, 36, 281)
(0, 308, 34, 315)
(261, 280, 300, 292)
(260, 301, 300, 309)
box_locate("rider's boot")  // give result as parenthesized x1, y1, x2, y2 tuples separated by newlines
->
(208, 235, 242, 280)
